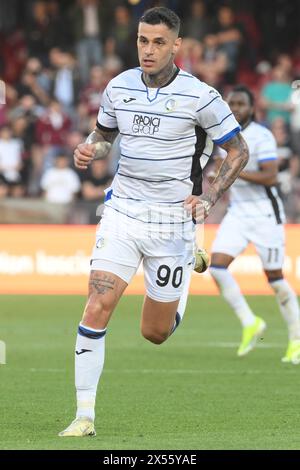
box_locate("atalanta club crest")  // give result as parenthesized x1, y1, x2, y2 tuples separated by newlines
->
(165, 98, 176, 112)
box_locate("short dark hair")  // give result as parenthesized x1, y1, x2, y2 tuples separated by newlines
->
(139, 7, 180, 35)
(231, 85, 255, 106)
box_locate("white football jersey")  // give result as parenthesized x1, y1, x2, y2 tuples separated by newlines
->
(218, 121, 285, 222)
(97, 67, 240, 214)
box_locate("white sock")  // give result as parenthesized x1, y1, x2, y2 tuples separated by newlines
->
(210, 266, 256, 327)
(171, 262, 193, 334)
(269, 278, 300, 340)
(75, 323, 106, 421)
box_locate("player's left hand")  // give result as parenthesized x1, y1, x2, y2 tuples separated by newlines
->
(184, 195, 212, 223)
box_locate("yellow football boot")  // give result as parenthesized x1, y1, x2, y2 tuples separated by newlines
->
(59, 417, 96, 437)
(237, 316, 266, 357)
(281, 340, 300, 365)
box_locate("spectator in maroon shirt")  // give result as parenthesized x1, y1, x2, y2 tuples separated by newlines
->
(79, 65, 108, 116)
(35, 99, 71, 147)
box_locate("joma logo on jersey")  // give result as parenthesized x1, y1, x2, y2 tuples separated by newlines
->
(132, 114, 160, 135)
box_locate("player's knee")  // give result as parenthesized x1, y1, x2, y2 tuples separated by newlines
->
(265, 269, 283, 283)
(82, 297, 112, 325)
(141, 327, 169, 345)
(210, 252, 233, 269)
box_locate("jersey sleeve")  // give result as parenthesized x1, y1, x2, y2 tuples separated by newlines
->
(256, 131, 277, 163)
(96, 82, 118, 132)
(195, 87, 240, 145)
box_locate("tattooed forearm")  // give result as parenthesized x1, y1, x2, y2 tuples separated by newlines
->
(89, 271, 116, 295)
(87, 127, 119, 145)
(204, 133, 249, 205)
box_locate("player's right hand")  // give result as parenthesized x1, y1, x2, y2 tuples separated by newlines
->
(74, 143, 95, 170)
(184, 195, 212, 223)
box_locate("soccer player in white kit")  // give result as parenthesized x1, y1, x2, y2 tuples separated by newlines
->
(210, 85, 300, 362)
(59, 8, 249, 437)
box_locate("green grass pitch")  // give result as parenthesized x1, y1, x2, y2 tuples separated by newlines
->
(1, 295, 300, 450)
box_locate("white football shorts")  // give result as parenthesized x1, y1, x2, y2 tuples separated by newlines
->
(211, 211, 285, 270)
(90, 205, 195, 302)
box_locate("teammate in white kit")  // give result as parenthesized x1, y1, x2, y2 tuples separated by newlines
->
(209, 85, 300, 362)
(59, 8, 249, 437)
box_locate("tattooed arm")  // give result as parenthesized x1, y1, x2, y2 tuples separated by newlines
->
(203, 133, 249, 206)
(74, 127, 119, 170)
(185, 133, 249, 219)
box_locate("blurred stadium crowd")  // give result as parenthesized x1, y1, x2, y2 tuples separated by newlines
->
(0, 0, 300, 223)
